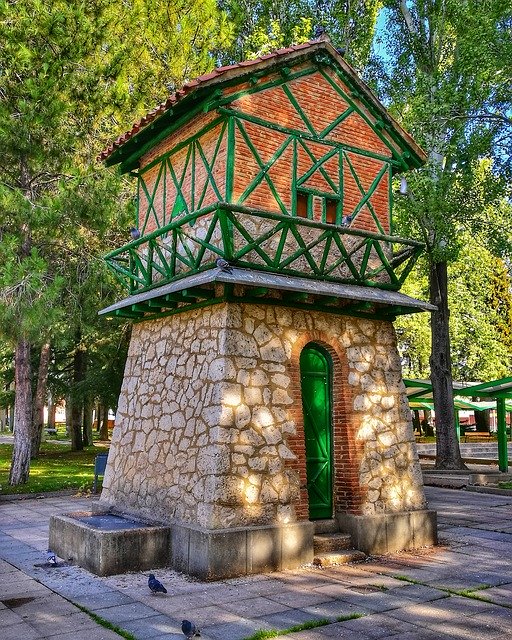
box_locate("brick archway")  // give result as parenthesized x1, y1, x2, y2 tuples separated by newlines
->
(286, 330, 366, 521)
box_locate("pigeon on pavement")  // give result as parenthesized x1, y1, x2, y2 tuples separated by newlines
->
(148, 574, 167, 594)
(46, 550, 57, 565)
(181, 619, 200, 638)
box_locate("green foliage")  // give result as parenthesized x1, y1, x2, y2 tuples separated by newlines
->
(397, 233, 512, 381)
(449, 241, 511, 380)
(101, 0, 233, 131)
(220, 1, 382, 68)
(0, 0, 110, 168)
(243, 18, 312, 58)
(0, 441, 106, 494)
(376, 1, 512, 261)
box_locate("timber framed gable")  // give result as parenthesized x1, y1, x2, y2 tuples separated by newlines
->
(100, 39, 431, 320)
(133, 55, 408, 239)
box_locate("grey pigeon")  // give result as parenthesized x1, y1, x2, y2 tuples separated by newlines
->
(130, 227, 141, 241)
(313, 25, 326, 39)
(148, 573, 167, 594)
(216, 257, 233, 273)
(181, 619, 200, 638)
(46, 550, 57, 565)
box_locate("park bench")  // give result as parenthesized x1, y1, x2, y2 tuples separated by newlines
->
(45, 427, 58, 436)
(463, 431, 494, 443)
(93, 452, 109, 493)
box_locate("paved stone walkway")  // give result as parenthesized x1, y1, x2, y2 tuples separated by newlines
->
(1, 486, 511, 639)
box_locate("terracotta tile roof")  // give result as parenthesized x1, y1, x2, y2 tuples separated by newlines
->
(99, 35, 427, 167)
(98, 40, 319, 163)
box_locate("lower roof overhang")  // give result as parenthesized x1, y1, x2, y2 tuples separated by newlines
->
(99, 267, 436, 321)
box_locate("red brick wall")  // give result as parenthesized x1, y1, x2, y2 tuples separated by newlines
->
(137, 65, 396, 236)
(231, 69, 393, 234)
(286, 331, 367, 520)
(138, 115, 226, 235)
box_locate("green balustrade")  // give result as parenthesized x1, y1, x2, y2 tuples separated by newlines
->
(104, 203, 424, 295)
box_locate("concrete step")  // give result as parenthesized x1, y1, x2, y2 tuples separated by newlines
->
(313, 519, 339, 534)
(314, 532, 352, 553)
(312, 549, 366, 567)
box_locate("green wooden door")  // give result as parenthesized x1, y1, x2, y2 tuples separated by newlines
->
(300, 344, 333, 520)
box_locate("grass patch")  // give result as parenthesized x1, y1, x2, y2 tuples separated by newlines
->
(439, 584, 494, 603)
(241, 614, 365, 640)
(393, 575, 422, 584)
(0, 442, 108, 495)
(393, 576, 512, 609)
(336, 612, 365, 621)
(241, 619, 330, 639)
(75, 604, 137, 640)
(498, 482, 512, 489)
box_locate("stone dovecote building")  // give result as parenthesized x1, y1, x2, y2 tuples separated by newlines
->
(79, 37, 436, 579)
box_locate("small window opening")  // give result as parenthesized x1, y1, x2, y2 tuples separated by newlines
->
(296, 192, 309, 218)
(325, 198, 337, 224)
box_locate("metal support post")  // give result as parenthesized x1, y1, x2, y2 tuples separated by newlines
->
(496, 397, 508, 472)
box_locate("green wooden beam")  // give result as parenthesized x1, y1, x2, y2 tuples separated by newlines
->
(114, 308, 145, 319)
(340, 301, 373, 313)
(249, 287, 269, 297)
(218, 108, 402, 168)
(316, 296, 339, 305)
(104, 202, 424, 295)
(497, 397, 509, 472)
(283, 291, 309, 303)
(131, 303, 154, 313)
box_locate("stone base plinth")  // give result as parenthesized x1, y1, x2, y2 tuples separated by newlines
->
(336, 509, 437, 555)
(49, 511, 314, 580)
(171, 520, 315, 580)
(49, 512, 171, 577)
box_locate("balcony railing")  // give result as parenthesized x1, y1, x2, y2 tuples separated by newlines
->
(104, 203, 424, 295)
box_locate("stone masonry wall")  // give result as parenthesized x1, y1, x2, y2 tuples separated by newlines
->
(100, 303, 426, 529)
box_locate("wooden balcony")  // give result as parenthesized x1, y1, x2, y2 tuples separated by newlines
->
(105, 203, 424, 296)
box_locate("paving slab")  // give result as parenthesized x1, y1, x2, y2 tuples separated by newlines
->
(0, 487, 511, 640)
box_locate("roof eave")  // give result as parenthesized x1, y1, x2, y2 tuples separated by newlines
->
(102, 39, 427, 171)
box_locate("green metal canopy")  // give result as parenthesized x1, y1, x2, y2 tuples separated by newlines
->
(404, 377, 512, 471)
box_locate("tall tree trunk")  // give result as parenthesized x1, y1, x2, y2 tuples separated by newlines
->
(83, 396, 93, 446)
(65, 395, 72, 436)
(31, 342, 51, 458)
(95, 403, 101, 431)
(429, 260, 465, 469)
(99, 403, 110, 441)
(47, 395, 56, 430)
(9, 339, 33, 485)
(474, 408, 490, 433)
(412, 410, 421, 435)
(71, 335, 85, 451)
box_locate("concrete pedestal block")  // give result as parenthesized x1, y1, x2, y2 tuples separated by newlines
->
(50, 512, 313, 580)
(170, 520, 315, 580)
(49, 512, 171, 577)
(336, 509, 437, 555)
